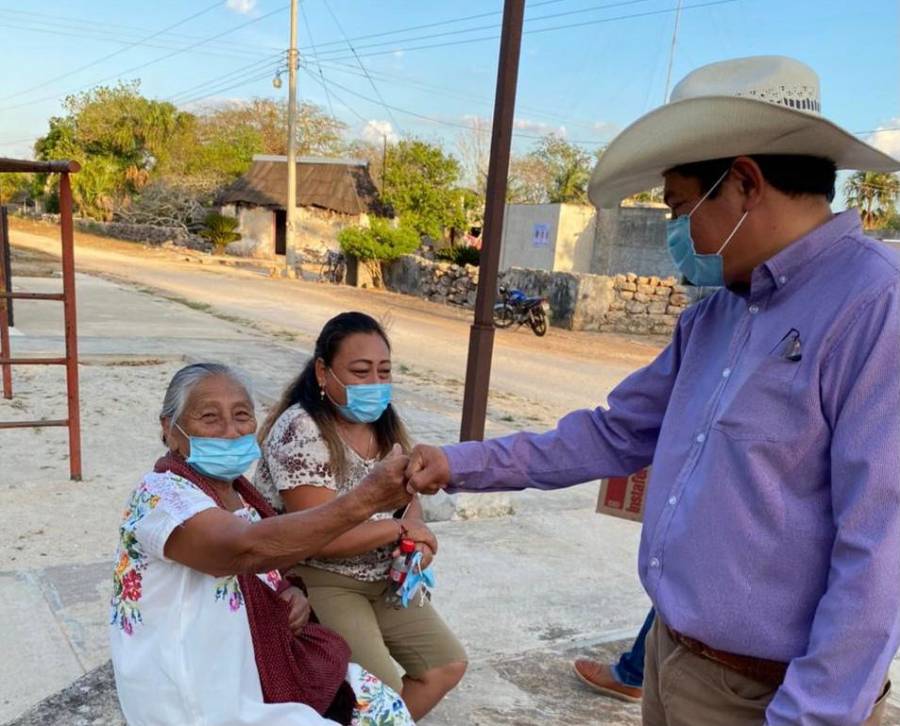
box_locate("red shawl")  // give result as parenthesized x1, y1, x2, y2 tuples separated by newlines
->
(154, 452, 356, 724)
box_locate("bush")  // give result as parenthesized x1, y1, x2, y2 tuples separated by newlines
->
(436, 245, 480, 266)
(337, 218, 420, 262)
(198, 212, 241, 252)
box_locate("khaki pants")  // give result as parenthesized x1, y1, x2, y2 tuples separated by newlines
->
(294, 565, 467, 694)
(642, 617, 889, 726)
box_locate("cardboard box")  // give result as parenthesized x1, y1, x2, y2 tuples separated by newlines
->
(596, 467, 651, 522)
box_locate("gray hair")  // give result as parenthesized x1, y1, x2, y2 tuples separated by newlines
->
(160, 363, 255, 438)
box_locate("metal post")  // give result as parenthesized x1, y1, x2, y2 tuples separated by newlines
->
(1, 206, 11, 328)
(284, 0, 299, 277)
(0, 205, 11, 399)
(459, 0, 525, 442)
(59, 173, 82, 480)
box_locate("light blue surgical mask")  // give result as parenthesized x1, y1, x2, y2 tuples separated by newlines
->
(175, 423, 261, 481)
(328, 369, 392, 424)
(666, 168, 749, 287)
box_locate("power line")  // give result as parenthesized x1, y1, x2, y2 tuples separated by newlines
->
(300, 63, 610, 146)
(0, 2, 224, 102)
(0, 18, 267, 63)
(175, 67, 286, 109)
(296, 0, 618, 53)
(0, 5, 289, 114)
(305, 0, 657, 61)
(304, 0, 741, 65)
(314, 58, 602, 134)
(320, 0, 401, 134)
(167, 55, 284, 104)
(300, 0, 338, 122)
(0, 7, 280, 57)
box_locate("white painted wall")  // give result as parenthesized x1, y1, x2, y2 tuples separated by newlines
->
(499, 203, 595, 273)
(499, 204, 560, 271)
(236, 206, 276, 258)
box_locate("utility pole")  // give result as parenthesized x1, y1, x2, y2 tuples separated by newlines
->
(381, 134, 387, 192)
(459, 0, 525, 442)
(284, 0, 299, 277)
(663, 0, 683, 102)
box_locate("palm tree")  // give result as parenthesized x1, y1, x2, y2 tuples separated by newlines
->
(844, 172, 900, 229)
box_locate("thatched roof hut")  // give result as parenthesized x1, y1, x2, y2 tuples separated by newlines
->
(217, 155, 384, 216)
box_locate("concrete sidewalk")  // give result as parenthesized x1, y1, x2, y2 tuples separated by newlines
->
(1, 273, 652, 725)
(5, 271, 900, 725)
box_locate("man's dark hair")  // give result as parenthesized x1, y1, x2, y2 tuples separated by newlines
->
(668, 155, 837, 202)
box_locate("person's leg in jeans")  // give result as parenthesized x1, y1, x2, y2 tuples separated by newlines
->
(613, 608, 655, 687)
(574, 608, 655, 702)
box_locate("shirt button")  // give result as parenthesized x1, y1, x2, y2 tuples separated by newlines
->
(748, 304, 760, 314)
(722, 368, 731, 378)
(778, 275, 787, 284)
(668, 496, 677, 506)
(650, 557, 660, 568)
(696, 432, 706, 443)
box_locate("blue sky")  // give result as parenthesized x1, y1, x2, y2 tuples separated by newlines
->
(0, 0, 898, 168)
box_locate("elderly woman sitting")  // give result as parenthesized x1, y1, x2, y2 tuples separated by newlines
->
(109, 363, 416, 726)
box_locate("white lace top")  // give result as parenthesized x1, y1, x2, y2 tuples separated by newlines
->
(254, 405, 396, 582)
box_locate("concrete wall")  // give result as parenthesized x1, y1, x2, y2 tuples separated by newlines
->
(499, 204, 560, 272)
(592, 206, 676, 278)
(554, 204, 596, 272)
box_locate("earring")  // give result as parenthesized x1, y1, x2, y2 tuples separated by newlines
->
(320, 385, 326, 400)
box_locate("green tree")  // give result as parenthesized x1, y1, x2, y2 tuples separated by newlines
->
(844, 171, 900, 229)
(0, 173, 34, 205)
(506, 135, 597, 204)
(338, 217, 420, 286)
(33, 81, 190, 217)
(531, 134, 593, 203)
(381, 140, 464, 239)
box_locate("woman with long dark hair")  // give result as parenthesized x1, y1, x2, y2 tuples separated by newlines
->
(255, 312, 466, 721)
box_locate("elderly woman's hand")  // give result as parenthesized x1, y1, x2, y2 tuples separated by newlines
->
(278, 586, 312, 635)
(356, 444, 412, 513)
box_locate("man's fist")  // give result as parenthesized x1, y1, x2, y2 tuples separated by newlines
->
(405, 444, 451, 495)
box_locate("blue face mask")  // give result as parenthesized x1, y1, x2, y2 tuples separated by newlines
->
(176, 424, 261, 481)
(666, 168, 749, 287)
(328, 369, 392, 424)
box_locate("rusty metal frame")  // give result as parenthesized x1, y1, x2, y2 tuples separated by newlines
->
(0, 158, 82, 480)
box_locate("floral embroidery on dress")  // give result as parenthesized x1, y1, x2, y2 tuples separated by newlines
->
(351, 669, 415, 726)
(111, 473, 214, 635)
(214, 576, 244, 612)
(110, 482, 163, 634)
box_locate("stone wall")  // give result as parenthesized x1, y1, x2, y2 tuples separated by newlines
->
(502, 268, 697, 335)
(384, 255, 479, 307)
(385, 254, 703, 336)
(26, 213, 209, 250)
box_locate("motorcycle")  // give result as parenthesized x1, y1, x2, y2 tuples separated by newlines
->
(492, 284, 549, 337)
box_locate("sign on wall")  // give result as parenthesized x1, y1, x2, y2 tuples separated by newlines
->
(532, 222, 551, 248)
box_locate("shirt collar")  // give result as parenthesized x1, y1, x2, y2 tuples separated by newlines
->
(762, 210, 862, 291)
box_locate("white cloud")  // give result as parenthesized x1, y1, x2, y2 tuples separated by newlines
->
(513, 118, 565, 137)
(392, 49, 405, 59)
(226, 0, 257, 15)
(868, 118, 900, 160)
(361, 119, 398, 144)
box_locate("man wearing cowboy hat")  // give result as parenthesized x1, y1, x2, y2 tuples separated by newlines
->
(405, 56, 900, 725)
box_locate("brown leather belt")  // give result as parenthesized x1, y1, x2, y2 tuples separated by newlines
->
(666, 625, 788, 688)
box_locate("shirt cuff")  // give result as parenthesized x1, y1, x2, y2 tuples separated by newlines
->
(443, 441, 487, 493)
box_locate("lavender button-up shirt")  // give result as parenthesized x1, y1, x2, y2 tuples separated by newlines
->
(445, 211, 900, 724)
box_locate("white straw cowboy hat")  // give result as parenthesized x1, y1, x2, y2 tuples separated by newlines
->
(588, 55, 900, 208)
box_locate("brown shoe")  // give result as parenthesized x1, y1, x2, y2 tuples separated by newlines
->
(573, 659, 643, 703)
